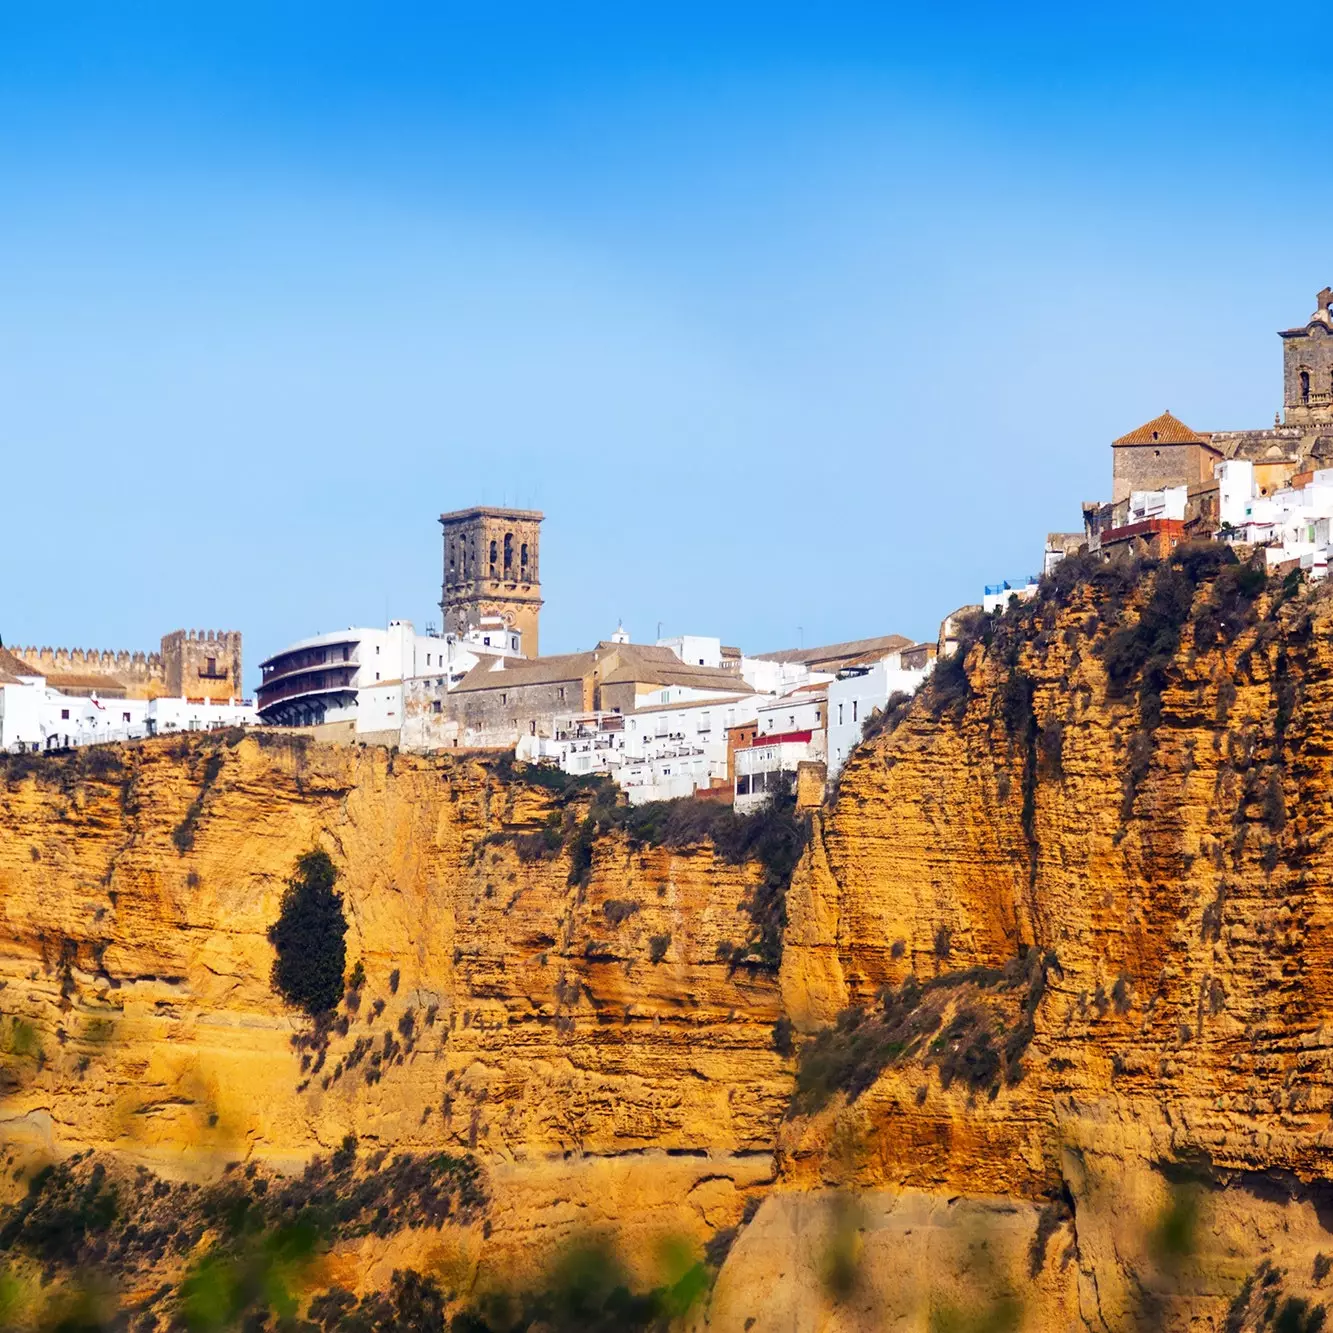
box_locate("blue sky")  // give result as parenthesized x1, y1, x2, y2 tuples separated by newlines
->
(2, 4, 1329, 684)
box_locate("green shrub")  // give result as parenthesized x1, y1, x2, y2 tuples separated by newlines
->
(859, 690, 913, 745)
(268, 851, 348, 1016)
(790, 952, 1058, 1115)
(602, 900, 640, 926)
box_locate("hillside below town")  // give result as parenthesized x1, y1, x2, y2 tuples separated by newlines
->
(5, 545, 1333, 1329)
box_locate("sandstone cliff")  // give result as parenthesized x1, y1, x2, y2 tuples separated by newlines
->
(5, 547, 1333, 1330)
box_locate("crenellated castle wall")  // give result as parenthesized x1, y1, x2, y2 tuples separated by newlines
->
(15, 629, 243, 701)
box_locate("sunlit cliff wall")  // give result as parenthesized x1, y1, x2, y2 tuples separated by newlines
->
(7, 552, 1333, 1328)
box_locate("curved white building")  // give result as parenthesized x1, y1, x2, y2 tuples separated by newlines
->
(257, 618, 520, 729)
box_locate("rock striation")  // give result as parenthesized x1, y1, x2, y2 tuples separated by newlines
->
(6, 548, 1333, 1328)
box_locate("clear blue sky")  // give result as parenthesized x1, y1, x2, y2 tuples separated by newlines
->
(2, 4, 1329, 685)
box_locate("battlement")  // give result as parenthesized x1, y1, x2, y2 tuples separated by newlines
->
(13, 629, 243, 701)
(16, 646, 164, 677)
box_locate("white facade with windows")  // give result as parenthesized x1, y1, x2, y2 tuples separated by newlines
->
(755, 688, 826, 738)
(258, 618, 521, 731)
(1218, 463, 1333, 578)
(0, 672, 255, 754)
(519, 693, 766, 804)
(827, 649, 936, 778)
(734, 737, 824, 814)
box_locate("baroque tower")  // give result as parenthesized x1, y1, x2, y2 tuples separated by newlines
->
(1280, 286, 1333, 428)
(439, 506, 543, 657)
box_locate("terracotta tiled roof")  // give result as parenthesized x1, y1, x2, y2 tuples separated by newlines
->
(452, 650, 595, 692)
(1112, 411, 1212, 448)
(0, 646, 35, 677)
(451, 642, 753, 696)
(751, 634, 912, 670)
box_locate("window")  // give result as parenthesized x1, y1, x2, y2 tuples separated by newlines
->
(1301, 370, 1311, 404)
(852, 701, 858, 722)
(483, 636, 491, 646)
(500, 693, 507, 704)
(206, 656, 216, 676)
(504, 532, 513, 572)
(511, 636, 518, 650)
(375, 645, 380, 655)
(426, 654, 431, 666)
(699, 711, 710, 732)
(375, 673, 380, 681)
(521, 542, 529, 573)
(123, 712, 131, 723)
(789, 715, 796, 728)
(838, 703, 843, 725)
(433, 700, 442, 714)
(530, 721, 536, 735)
(489, 539, 498, 572)
(61, 709, 69, 720)
(557, 686, 566, 701)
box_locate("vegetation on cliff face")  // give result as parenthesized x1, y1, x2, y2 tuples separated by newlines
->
(489, 760, 810, 968)
(0, 1140, 485, 1330)
(269, 850, 349, 1016)
(789, 950, 1058, 1115)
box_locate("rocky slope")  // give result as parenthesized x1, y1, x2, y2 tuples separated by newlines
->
(5, 546, 1333, 1329)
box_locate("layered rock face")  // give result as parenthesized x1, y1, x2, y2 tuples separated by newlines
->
(6, 552, 1333, 1329)
(0, 738, 784, 1308)
(761, 553, 1333, 1329)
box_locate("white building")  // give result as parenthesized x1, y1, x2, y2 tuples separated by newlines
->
(735, 737, 823, 814)
(755, 685, 827, 739)
(519, 713, 629, 776)
(517, 691, 767, 805)
(615, 692, 762, 804)
(1218, 462, 1333, 578)
(0, 656, 255, 754)
(827, 644, 936, 779)
(1127, 485, 1188, 523)
(256, 618, 521, 733)
(982, 579, 1040, 614)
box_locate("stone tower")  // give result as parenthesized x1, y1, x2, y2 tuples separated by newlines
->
(439, 506, 543, 657)
(160, 630, 244, 701)
(1280, 287, 1333, 427)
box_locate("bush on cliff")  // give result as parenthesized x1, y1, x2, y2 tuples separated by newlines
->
(269, 850, 348, 1016)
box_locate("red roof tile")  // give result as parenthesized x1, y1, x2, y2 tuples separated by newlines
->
(1112, 411, 1211, 447)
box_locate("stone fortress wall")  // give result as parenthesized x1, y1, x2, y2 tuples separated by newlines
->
(15, 629, 243, 701)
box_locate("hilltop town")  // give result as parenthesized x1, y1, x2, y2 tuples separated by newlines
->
(6, 288, 1333, 811)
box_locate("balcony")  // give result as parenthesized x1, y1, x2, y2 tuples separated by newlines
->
(260, 649, 358, 688)
(256, 672, 358, 711)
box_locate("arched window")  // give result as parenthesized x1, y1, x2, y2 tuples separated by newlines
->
(489, 539, 498, 573)
(520, 543, 529, 574)
(504, 532, 513, 572)
(1301, 370, 1311, 404)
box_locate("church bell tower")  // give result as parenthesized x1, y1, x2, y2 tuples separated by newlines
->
(439, 506, 544, 657)
(1280, 287, 1333, 427)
